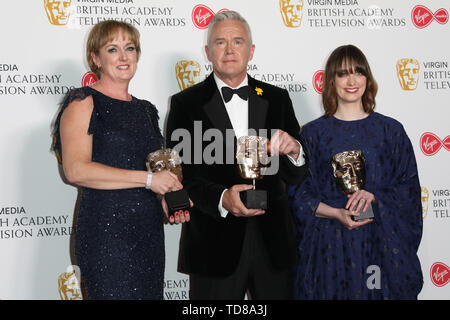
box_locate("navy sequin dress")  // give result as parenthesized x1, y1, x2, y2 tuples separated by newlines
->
(287, 112, 423, 299)
(52, 86, 165, 299)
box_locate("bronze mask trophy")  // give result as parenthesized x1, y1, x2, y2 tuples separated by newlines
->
(332, 150, 374, 221)
(236, 136, 269, 209)
(146, 149, 190, 217)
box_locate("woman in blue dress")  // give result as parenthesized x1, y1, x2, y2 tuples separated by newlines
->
(288, 45, 423, 299)
(52, 20, 189, 299)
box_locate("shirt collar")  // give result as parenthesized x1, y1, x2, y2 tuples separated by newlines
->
(213, 73, 249, 101)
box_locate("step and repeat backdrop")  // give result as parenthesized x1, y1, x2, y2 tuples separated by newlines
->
(0, 0, 449, 300)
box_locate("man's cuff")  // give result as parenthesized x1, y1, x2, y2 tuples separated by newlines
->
(218, 189, 229, 218)
(286, 140, 305, 166)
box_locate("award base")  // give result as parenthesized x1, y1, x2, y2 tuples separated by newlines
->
(165, 189, 190, 215)
(352, 202, 374, 221)
(240, 189, 267, 210)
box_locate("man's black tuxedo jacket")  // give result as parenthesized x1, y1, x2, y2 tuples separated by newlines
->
(166, 74, 307, 277)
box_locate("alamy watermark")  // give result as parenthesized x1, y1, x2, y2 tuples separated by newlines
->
(366, 265, 381, 290)
(170, 122, 280, 175)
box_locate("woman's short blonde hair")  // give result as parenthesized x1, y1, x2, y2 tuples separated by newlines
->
(86, 20, 141, 78)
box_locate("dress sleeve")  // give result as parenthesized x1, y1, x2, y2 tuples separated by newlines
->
(50, 87, 96, 164)
(369, 122, 423, 297)
(143, 100, 164, 149)
(370, 123, 423, 252)
(287, 125, 323, 229)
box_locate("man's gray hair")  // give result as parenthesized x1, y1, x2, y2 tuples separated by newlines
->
(207, 10, 253, 45)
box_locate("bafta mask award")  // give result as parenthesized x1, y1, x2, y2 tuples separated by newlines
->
(146, 149, 190, 217)
(236, 136, 269, 210)
(332, 150, 374, 221)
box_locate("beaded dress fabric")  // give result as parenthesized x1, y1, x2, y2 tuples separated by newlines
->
(52, 86, 165, 299)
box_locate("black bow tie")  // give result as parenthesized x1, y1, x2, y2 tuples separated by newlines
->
(221, 86, 249, 103)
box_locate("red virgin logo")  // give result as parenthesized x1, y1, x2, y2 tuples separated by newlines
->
(312, 70, 324, 94)
(420, 132, 450, 156)
(192, 4, 228, 29)
(411, 5, 449, 29)
(81, 71, 98, 87)
(430, 262, 450, 287)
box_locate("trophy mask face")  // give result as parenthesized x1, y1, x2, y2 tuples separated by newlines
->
(175, 60, 201, 90)
(280, 0, 304, 27)
(421, 187, 429, 218)
(146, 149, 183, 181)
(396, 58, 420, 90)
(44, 0, 71, 25)
(332, 150, 366, 193)
(58, 270, 82, 300)
(236, 136, 269, 180)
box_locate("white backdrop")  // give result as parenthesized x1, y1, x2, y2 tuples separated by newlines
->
(0, 0, 449, 300)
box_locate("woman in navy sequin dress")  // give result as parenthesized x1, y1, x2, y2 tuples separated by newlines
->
(288, 45, 423, 299)
(52, 21, 189, 299)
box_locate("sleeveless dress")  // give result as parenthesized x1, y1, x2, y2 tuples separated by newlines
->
(52, 86, 165, 299)
(287, 112, 423, 299)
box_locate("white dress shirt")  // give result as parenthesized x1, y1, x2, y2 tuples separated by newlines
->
(213, 74, 305, 217)
(214, 74, 249, 140)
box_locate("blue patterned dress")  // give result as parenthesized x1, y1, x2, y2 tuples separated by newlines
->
(52, 86, 165, 299)
(287, 112, 423, 299)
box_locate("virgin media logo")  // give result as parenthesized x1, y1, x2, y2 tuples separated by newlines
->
(191, 4, 227, 29)
(312, 70, 324, 94)
(430, 262, 450, 287)
(420, 132, 450, 156)
(411, 5, 449, 29)
(81, 71, 98, 87)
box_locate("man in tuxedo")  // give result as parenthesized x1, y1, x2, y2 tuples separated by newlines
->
(166, 10, 307, 299)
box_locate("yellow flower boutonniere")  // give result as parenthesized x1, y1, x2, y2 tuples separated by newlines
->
(255, 87, 263, 96)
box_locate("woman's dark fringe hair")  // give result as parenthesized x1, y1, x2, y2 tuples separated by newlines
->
(322, 44, 378, 117)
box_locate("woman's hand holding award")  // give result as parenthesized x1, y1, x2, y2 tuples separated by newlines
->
(146, 149, 190, 219)
(332, 150, 374, 221)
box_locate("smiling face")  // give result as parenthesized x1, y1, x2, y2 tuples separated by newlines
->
(334, 62, 367, 105)
(91, 29, 138, 83)
(322, 45, 377, 116)
(334, 62, 367, 107)
(205, 19, 255, 87)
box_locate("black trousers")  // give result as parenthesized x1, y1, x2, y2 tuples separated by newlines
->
(189, 219, 294, 300)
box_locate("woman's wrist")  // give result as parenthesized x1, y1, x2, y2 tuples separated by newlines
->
(315, 202, 340, 219)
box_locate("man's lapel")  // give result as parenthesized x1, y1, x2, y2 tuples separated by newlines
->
(202, 74, 269, 137)
(248, 76, 268, 131)
(202, 74, 234, 138)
